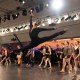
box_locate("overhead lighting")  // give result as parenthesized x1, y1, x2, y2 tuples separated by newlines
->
(15, 29, 18, 32)
(42, 23, 45, 26)
(22, 1, 25, 4)
(46, 4, 49, 7)
(71, 15, 76, 20)
(10, 28, 14, 32)
(57, 18, 61, 23)
(64, 15, 69, 19)
(16, 13, 19, 17)
(47, 18, 52, 24)
(2, 29, 5, 34)
(25, 26, 28, 29)
(51, 0, 64, 10)
(65, 16, 71, 21)
(73, 15, 79, 20)
(18, 0, 25, 4)
(6, 28, 10, 32)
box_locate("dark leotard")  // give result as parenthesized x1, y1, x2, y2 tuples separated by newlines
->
(14, 16, 66, 54)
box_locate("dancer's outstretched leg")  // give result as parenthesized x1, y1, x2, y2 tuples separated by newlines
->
(29, 27, 57, 42)
(38, 29, 67, 43)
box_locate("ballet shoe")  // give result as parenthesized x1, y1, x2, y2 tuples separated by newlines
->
(60, 29, 68, 35)
(60, 70, 65, 73)
(43, 66, 46, 68)
(48, 67, 52, 70)
(38, 64, 41, 68)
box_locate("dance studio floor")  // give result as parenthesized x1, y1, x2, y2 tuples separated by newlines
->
(0, 64, 80, 80)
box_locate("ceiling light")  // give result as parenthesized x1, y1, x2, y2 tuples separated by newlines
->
(2, 29, 5, 34)
(47, 18, 52, 24)
(73, 15, 79, 20)
(10, 28, 14, 32)
(71, 15, 76, 20)
(51, 0, 64, 10)
(65, 16, 71, 21)
(57, 19, 61, 23)
(22, 1, 25, 4)
(46, 4, 49, 7)
(42, 23, 45, 26)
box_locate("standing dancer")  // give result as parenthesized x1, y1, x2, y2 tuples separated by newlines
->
(0, 47, 9, 66)
(39, 45, 47, 67)
(55, 44, 63, 71)
(16, 45, 23, 66)
(43, 44, 52, 69)
(73, 41, 80, 76)
(60, 42, 72, 73)
(26, 49, 35, 67)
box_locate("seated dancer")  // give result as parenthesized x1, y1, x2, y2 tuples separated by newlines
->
(15, 10, 67, 54)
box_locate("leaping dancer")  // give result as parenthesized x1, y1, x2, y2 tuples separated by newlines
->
(14, 10, 67, 53)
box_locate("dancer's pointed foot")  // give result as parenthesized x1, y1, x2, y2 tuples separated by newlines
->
(60, 70, 65, 73)
(43, 66, 46, 68)
(60, 28, 68, 35)
(38, 64, 41, 68)
(48, 67, 52, 70)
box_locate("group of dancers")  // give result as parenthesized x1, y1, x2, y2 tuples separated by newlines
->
(0, 40, 80, 77)
(1, 10, 80, 77)
(38, 41, 80, 76)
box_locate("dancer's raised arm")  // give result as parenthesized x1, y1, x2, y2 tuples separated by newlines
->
(29, 10, 33, 31)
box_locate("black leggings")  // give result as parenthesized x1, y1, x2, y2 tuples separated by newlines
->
(29, 27, 56, 41)
(31, 30, 66, 44)
(14, 30, 66, 53)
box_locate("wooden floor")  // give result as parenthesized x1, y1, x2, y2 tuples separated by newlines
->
(0, 64, 80, 80)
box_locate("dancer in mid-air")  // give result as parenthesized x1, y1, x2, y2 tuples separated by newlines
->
(15, 10, 67, 53)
